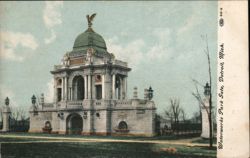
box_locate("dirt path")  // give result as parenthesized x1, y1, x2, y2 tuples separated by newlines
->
(0, 134, 215, 147)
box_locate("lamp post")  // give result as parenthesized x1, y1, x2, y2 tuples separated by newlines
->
(204, 82, 210, 96)
(31, 95, 36, 105)
(5, 97, 9, 106)
(148, 86, 153, 100)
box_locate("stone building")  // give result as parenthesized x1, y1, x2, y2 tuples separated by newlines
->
(29, 15, 156, 136)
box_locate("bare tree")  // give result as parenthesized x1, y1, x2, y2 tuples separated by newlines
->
(165, 98, 186, 124)
(192, 35, 213, 148)
(11, 107, 20, 123)
(191, 111, 202, 123)
(11, 106, 28, 124)
(180, 109, 187, 122)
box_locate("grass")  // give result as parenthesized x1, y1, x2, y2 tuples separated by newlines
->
(191, 138, 217, 144)
(1, 141, 216, 158)
(0, 133, 216, 158)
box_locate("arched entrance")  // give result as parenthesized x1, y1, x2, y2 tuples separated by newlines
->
(66, 113, 83, 135)
(116, 121, 129, 133)
(72, 76, 85, 100)
(118, 121, 128, 130)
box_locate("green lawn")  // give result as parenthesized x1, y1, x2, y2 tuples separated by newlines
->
(0, 134, 216, 158)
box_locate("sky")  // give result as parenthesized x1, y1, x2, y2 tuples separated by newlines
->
(0, 1, 218, 119)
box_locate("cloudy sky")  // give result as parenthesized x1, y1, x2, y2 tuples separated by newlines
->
(0, 1, 217, 118)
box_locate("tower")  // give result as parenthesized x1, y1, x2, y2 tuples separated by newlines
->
(201, 82, 212, 138)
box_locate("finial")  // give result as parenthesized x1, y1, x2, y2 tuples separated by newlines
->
(86, 13, 97, 29)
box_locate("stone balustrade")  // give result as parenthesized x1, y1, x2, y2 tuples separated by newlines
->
(115, 100, 132, 106)
(95, 100, 102, 106)
(54, 65, 63, 69)
(67, 100, 83, 106)
(53, 99, 151, 110)
(42, 103, 54, 109)
(113, 60, 127, 67)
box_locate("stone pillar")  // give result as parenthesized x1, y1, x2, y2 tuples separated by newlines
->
(105, 73, 112, 100)
(84, 75, 88, 99)
(88, 75, 91, 99)
(201, 97, 212, 138)
(2, 97, 11, 132)
(92, 75, 96, 99)
(65, 76, 68, 100)
(62, 77, 65, 100)
(102, 74, 105, 99)
(112, 74, 116, 99)
(54, 78, 57, 103)
(69, 87, 72, 100)
(121, 77, 127, 99)
(124, 77, 127, 99)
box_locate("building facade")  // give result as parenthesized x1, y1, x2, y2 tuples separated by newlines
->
(29, 15, 156, 136)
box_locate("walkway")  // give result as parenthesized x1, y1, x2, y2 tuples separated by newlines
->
(0, 134, 216, 147)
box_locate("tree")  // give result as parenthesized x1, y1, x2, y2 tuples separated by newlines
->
(191, 111, 202, 123)
(180, 109, 187, 123)
(192, 35, 213, 148)
(164, 98, 185, 124)
(11, 106, 28, 125)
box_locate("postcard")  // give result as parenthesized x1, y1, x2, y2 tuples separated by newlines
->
(0, 1, 249, 158)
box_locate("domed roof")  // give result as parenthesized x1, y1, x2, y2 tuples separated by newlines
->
(73, 28, 107, 52)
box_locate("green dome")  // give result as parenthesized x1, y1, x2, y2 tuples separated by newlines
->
(73, 28, 107, 52)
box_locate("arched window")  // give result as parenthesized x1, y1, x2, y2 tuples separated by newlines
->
(72, 76, 85, 100)
(118, 121, 128, 130)
(115, 76, 121, 99)
(95, 75, 102, 100)
(57, 79, 62, 86)
(57, 79, 62, 102)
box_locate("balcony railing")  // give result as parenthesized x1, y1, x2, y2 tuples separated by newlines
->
(115, 100, 132, 106)
(67, 100, 83, 109)
(113, 60, 128, 67)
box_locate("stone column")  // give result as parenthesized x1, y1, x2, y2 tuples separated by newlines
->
(201, 97, 212, 138)
(70, 88, 72, 100)
(92, 75, 96, 99)
(102, 74, 105, 99)
(120, 78, 123, 100)
(88, 75, 91, 99)
(105, 73, 112, 100)
(54, 78, 57, 103)
(62, 77, 65, 100)
(84, 75, 88, 99)
(112, 74, 116, 99)
(124, 77, 127, 99)
(2, 98, 11, 132)
(65, 77, 68, 100)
